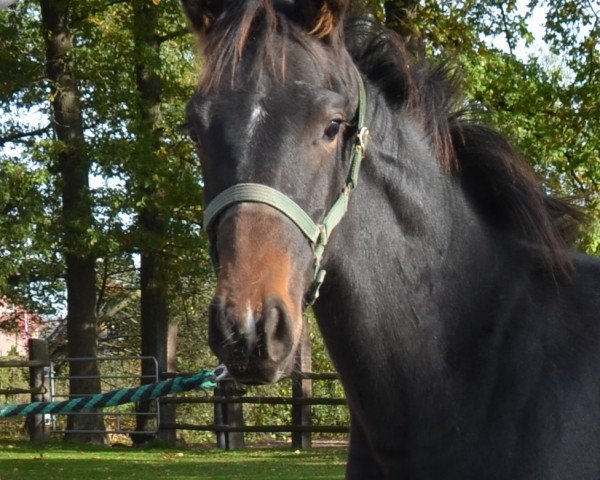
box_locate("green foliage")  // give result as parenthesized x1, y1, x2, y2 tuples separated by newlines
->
(0, 0, 207, 322)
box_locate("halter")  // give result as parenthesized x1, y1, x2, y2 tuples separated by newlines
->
(203, 72, 369, 305)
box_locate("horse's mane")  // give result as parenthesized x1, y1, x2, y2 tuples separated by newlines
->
(197, 4, 582, 275)
(345, 19, 582, 275)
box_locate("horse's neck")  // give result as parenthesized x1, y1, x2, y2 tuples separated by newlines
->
(348, 108, 510, 314)
(314, 106, 529, 403)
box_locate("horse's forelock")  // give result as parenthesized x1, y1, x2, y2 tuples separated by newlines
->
(198, 0, 277, 92)
(197, 0, 348, 94)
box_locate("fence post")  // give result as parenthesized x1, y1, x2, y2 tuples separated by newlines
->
(157, 325, 179, 446)
(27, 338, 50, 442)
(214, 379, 245, 449)
(291, 322, 312, 449)
(213, 385, 227, 449)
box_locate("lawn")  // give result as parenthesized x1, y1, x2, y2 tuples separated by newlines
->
(0, 440, 347, 480)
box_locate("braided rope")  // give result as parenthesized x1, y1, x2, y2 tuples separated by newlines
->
(0, 369, 217, 418)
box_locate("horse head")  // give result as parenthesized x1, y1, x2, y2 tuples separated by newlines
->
(182, 0, 361, 384)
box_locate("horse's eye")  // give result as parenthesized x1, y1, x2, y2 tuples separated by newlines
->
(323, 119, 343, 141)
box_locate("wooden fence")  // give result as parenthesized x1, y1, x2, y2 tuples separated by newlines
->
(0, 339, 349, 448)
(160, 371, 349, 449)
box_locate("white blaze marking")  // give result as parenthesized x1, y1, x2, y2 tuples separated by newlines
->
(244, 301, 254, 332)
(247, 103, 265, 140)
(243, 301, 257, 345)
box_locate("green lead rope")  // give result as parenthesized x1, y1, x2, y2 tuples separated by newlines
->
(0, 369, 218, 418)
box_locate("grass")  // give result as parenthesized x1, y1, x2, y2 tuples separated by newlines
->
(0, 439, 346, 480)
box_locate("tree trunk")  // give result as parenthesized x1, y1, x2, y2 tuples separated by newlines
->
(39, 0, 106, 443)
(130, 0, 178, 445)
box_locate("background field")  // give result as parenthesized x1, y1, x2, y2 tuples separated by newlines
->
(0, 440, 347, 480)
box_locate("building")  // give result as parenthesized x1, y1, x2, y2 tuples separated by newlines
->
(0, 300, 43, 356)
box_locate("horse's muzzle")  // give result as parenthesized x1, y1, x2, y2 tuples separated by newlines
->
(208, 296, 295, 384)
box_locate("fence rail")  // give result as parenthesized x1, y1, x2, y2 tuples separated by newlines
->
(161, 395, 347, 406)
(163, 423, 350, 434)
(0, 360, 49, 368)
(0, 387, 47, 395)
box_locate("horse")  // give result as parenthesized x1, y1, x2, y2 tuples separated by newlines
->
(180, 1, 600, 478)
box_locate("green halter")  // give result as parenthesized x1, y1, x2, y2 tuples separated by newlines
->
(203, 73, 369, 305)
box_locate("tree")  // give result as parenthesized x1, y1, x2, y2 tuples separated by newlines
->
(129, 0, 177, 444)
(39, 0, 106, 443)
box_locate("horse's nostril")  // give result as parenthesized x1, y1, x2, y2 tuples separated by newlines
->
(262, 299, 294, 363)
(209, 299, 259, 358)
(208, 300, 228, 353)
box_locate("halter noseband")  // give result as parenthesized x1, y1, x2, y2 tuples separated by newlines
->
(203, 72, 369, 306)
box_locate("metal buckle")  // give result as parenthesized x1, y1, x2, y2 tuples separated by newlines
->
(214, 364, 230, 381)
(357, 127, 370, 151)
(305, 268, 326, 306)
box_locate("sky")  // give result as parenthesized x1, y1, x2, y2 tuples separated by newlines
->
(486, 2, 549, 59)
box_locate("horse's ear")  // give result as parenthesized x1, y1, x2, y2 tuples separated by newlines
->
(181, 0, 228, 34)
(299, 0, 349, 39)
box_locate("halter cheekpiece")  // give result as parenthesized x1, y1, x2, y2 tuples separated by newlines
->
(203, 71, 369, 306)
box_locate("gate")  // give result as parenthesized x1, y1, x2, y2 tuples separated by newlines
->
(48, 356, 159, 436)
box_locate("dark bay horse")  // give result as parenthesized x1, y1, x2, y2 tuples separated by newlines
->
(181, 1, 600, 478)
